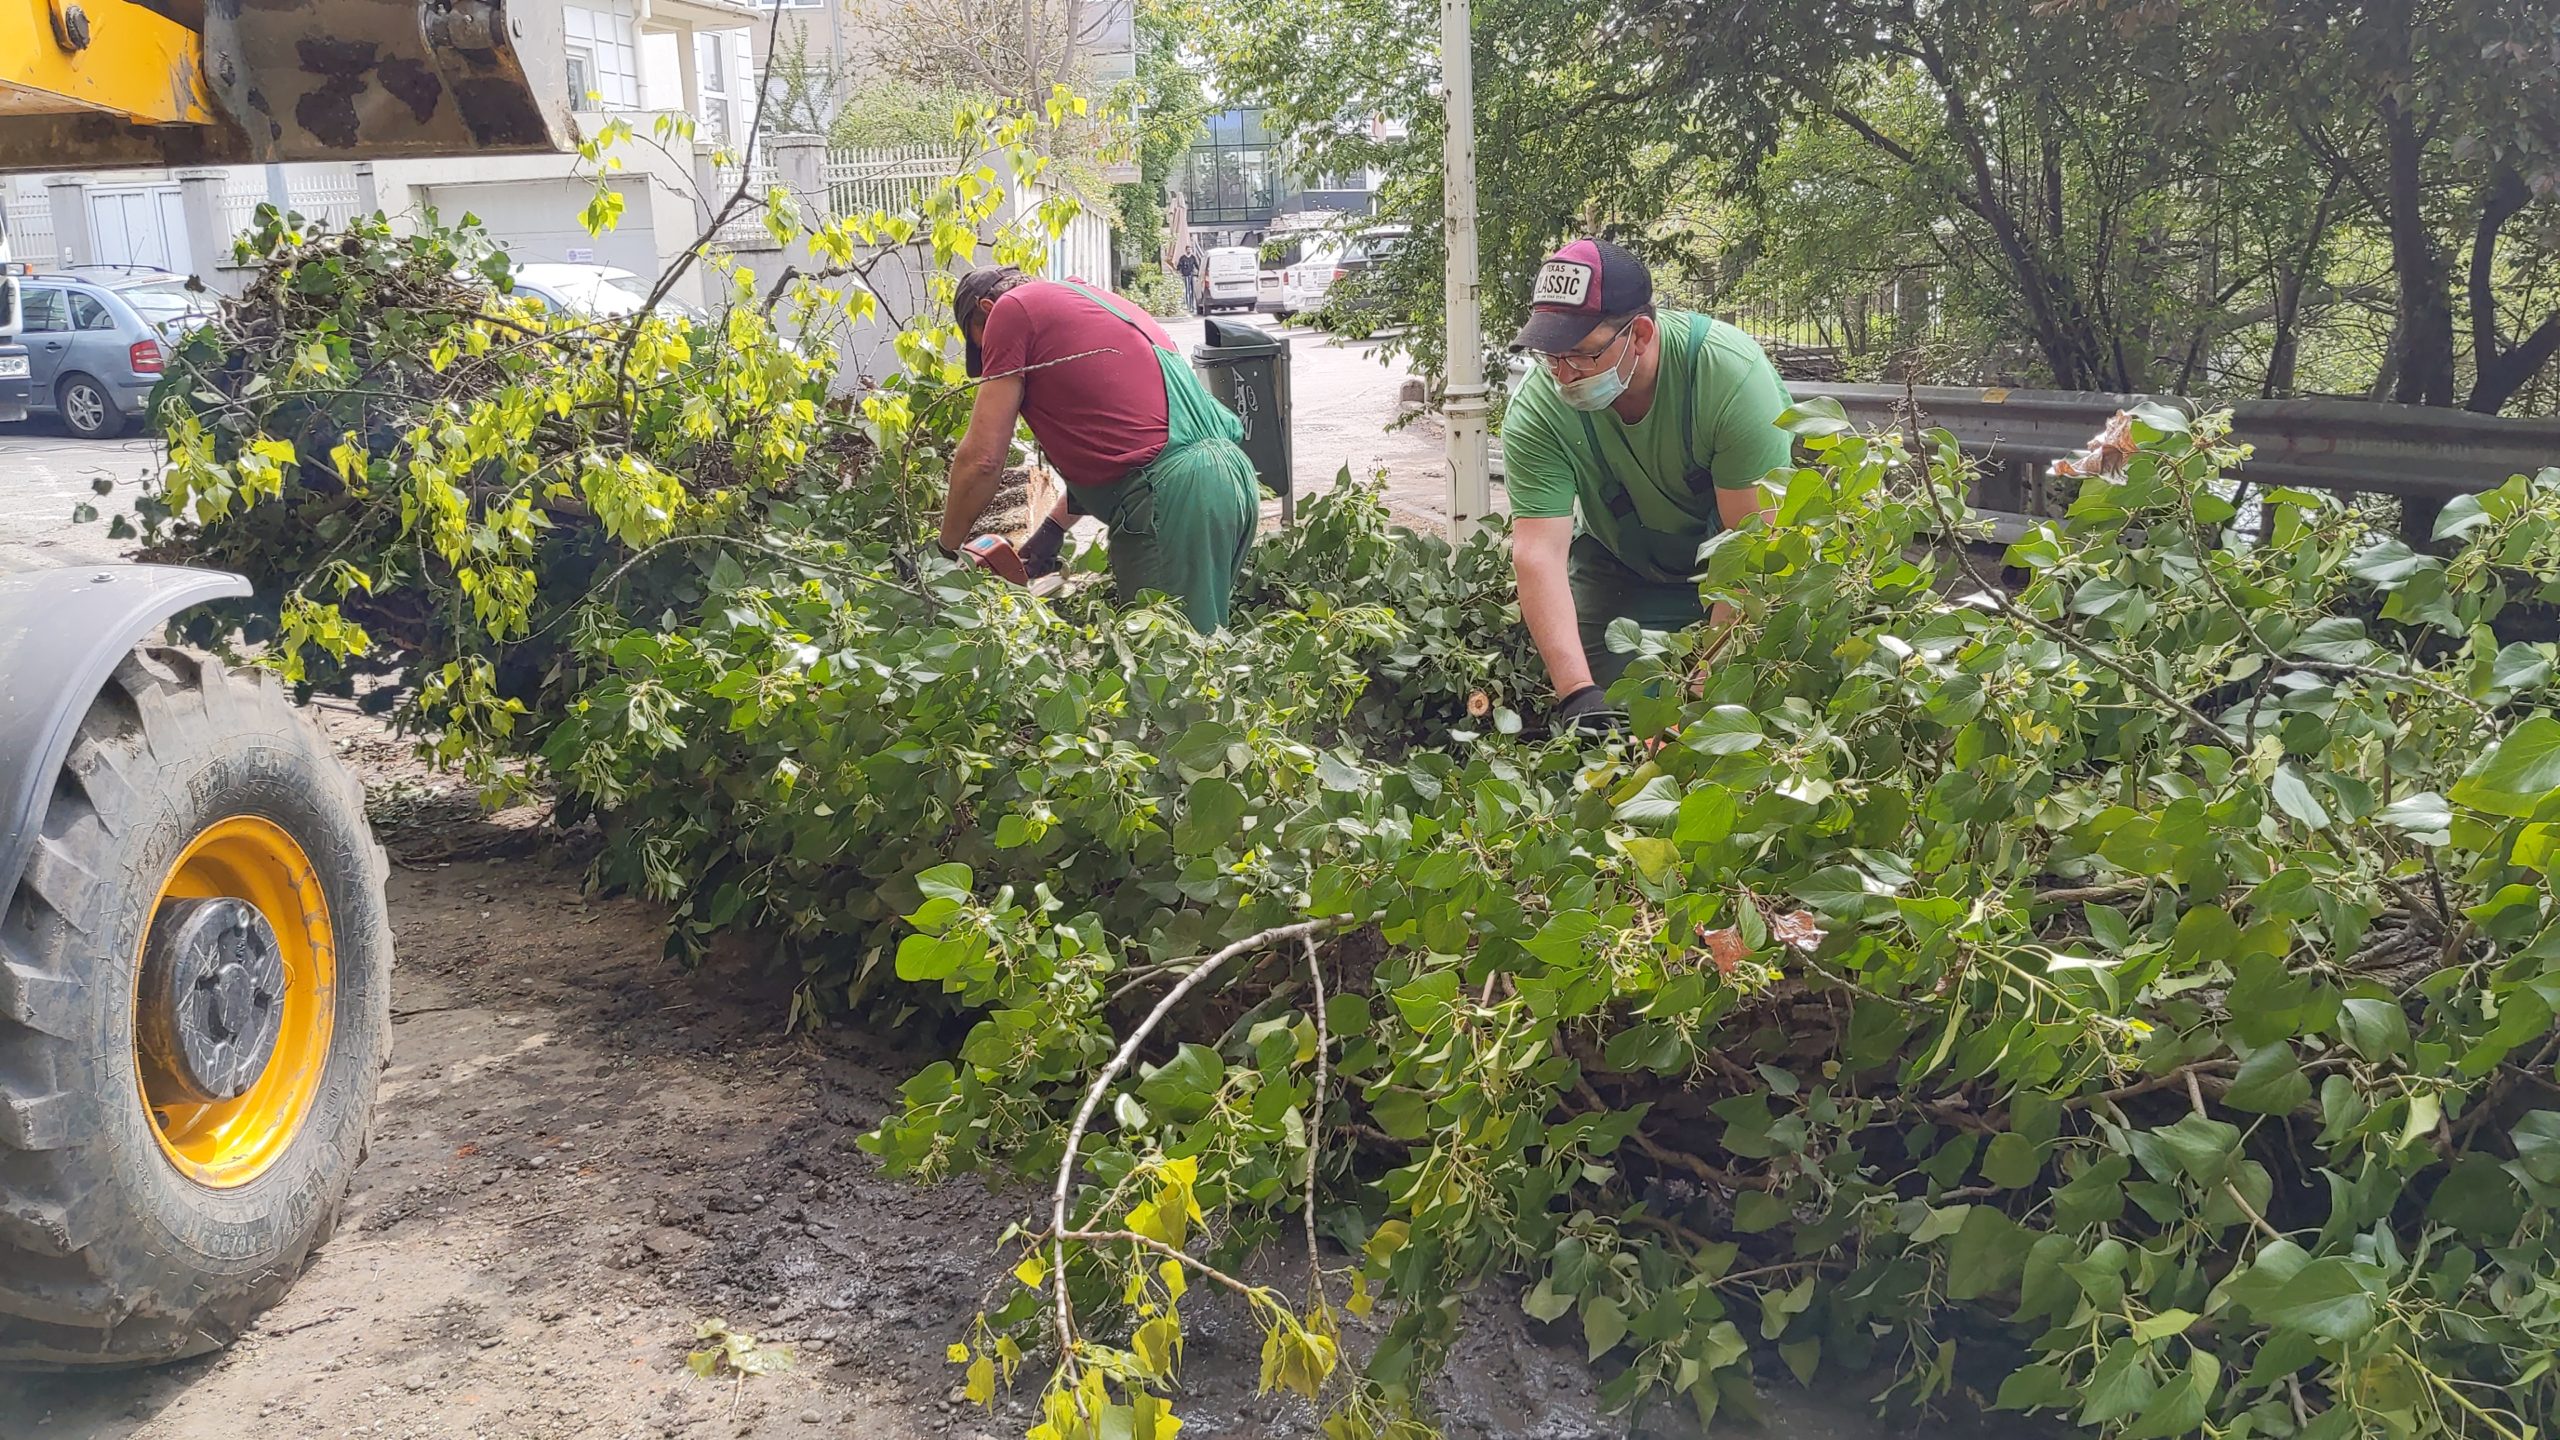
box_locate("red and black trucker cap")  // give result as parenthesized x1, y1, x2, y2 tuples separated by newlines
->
(954, 265, 1027, 377)
(1511, 238, 1653, 354)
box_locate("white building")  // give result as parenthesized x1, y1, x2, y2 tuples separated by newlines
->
(2, 0, 762, 312)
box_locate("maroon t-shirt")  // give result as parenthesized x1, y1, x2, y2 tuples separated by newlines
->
(976, 280, 1174, 487)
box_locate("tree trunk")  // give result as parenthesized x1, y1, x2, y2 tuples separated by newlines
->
(2460, 170, 2556, 414)
(2468, 313, 2560, 415)
(2266, 184, 2340, 398)
(2375, 8, 2455, 406)
(1917, 39, 2104, 390)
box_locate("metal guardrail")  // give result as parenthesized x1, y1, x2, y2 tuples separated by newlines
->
(1794, 384, 2560, 502)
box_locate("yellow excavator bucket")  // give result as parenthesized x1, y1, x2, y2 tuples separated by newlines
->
(0, 0, 578, 171)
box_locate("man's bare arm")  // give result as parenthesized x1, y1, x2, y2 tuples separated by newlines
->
(1512, 516, 1594, 697)
(938, 374, 1028, 553)
(1705, 483, 1776, 629)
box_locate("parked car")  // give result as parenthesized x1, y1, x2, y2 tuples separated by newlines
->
(0, 341, 29, 424)
(11, 271, 206, 439)
(1281, 226, 1411, 322)
(0, 262, 25, 423)
(507, 262, 706, 323)
(1257, 235, 1303, 318)
(1198, 246, 1260, 314)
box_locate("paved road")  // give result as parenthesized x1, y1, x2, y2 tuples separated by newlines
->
(1157, 313, 1462, 534)
(0, 421, 153, 572)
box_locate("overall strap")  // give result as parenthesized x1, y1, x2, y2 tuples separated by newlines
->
(1064, 280, 1171, 357)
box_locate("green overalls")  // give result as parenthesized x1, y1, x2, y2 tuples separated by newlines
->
(1057, 282, 1263, 632)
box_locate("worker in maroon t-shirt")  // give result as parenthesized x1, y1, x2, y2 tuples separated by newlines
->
(937, 266, 1262, 630)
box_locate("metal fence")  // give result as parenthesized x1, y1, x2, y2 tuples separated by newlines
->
(218, 165, 365, 241)
(1792, 382, 2560, 540)
(2, 181, 54, 263)
(823, 145, 965, 220)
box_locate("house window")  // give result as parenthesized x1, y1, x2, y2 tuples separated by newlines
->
(697, 32, 731, 145)
(563, 3, 641, 110)
(566, 47, 597, 110)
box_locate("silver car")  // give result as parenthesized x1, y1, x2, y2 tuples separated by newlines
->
(13, 271, 212, 439)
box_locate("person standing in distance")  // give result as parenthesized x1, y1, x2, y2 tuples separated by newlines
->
(938, 266, 1261, 631)
(1175, 248, 1200, 314)
(1501, 239, 1793, 729)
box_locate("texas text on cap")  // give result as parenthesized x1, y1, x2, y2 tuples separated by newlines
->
(1511, 238, 1653, 354)
(954, 265, 1026, 377)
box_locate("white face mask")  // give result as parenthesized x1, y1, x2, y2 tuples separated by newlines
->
(1554, 330, 1635, 411)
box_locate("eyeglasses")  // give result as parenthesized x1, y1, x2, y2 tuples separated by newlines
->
(1537, 316, 1635, 378)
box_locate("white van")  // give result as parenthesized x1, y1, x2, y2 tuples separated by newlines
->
(1200, 246, 1260, 314)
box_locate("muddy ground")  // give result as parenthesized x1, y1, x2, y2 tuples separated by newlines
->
(0, 708, 1999, 1440)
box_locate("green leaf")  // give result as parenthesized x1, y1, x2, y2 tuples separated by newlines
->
(2123, 1351, 2219, 1440)
(2129, 1308, 2198, 1344)
(1732, 1191, 1790, 1233)
(2269, 765, 2329, 829)
(916, 862, 974, 904)
(1682, 705, 1764, 755)
(2053, 1152, 2130, 1229)
(2339, 997, 2410, 1062)
(2512, 1110, 2560, 1185)
(1175, 776, 1247, 854)
(1943, 1206, 2026, 1301)
(2078, 1338, 2157, 1425)
(1313, 750, 1367, 792)
(1522, 1277, 1573, 1323)
(1779, 1338, 1820, 1387)
(2224, 1044, 2312, 1115)
(1621, 836, 1679, 884)
(2397, 1091, 2442, 1151)
(1908, 1203, 1970, 1243)
(2345, 537, 2429, 586)
(1778, 396, 1852, 437)
(1581, 1296, 1629, 1360)
(2376, 792, 2452, 841)
(1795, 865, 1880, 922)
(2450, 717, 2560, 818)
(2254, 1258, 2379, 1343)
(2435, 492, 2490, 540)
(1978, 1132, 2044, 1189)
(2153, 1112, 2242, 1184)
(1612, 775, 1683, 826)
(1995, 1363, 2071, 1412)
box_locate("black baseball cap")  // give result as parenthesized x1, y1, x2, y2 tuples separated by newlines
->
(1511, 238, 1653, 354)
(954, 265, 1027, 377)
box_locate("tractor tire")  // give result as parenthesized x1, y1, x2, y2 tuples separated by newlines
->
(0, 647, 391, 1366)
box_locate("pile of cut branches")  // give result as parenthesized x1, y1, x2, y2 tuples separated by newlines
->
(131, 138, 2560, 1440)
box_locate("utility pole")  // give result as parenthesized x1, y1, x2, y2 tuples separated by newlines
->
(1439, 0, 1493, 538)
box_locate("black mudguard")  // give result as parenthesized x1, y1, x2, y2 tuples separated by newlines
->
(0, 566, 251, 902)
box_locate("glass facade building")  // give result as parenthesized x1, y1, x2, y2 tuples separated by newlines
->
(1177, 108, 1382, 245)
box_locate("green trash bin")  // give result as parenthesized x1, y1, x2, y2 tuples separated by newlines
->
(1190, 318, 1295, 524)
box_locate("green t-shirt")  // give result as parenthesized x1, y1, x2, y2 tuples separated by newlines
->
(1502, 310, 1795, 584)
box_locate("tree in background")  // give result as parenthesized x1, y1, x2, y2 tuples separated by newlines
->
(761, 19, 853, 135)
(1110, 0, 1211, 278)
(2233, 0, 2560, 413)
(1185, 0, 2560, 414)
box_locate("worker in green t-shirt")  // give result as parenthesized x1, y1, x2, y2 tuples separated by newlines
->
(1501, 238, 1794, 729)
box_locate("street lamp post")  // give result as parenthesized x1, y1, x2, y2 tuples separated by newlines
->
(1440, 0, 1493, 538)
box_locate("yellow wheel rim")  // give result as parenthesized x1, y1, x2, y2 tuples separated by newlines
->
(135, 815, 337, 1189)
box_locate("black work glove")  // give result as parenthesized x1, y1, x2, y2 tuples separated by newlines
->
(1555, 684, 1626, 736)
(1019, 515, 1070, 579)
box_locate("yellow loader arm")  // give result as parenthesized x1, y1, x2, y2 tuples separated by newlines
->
(0, 0, 577, 171)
